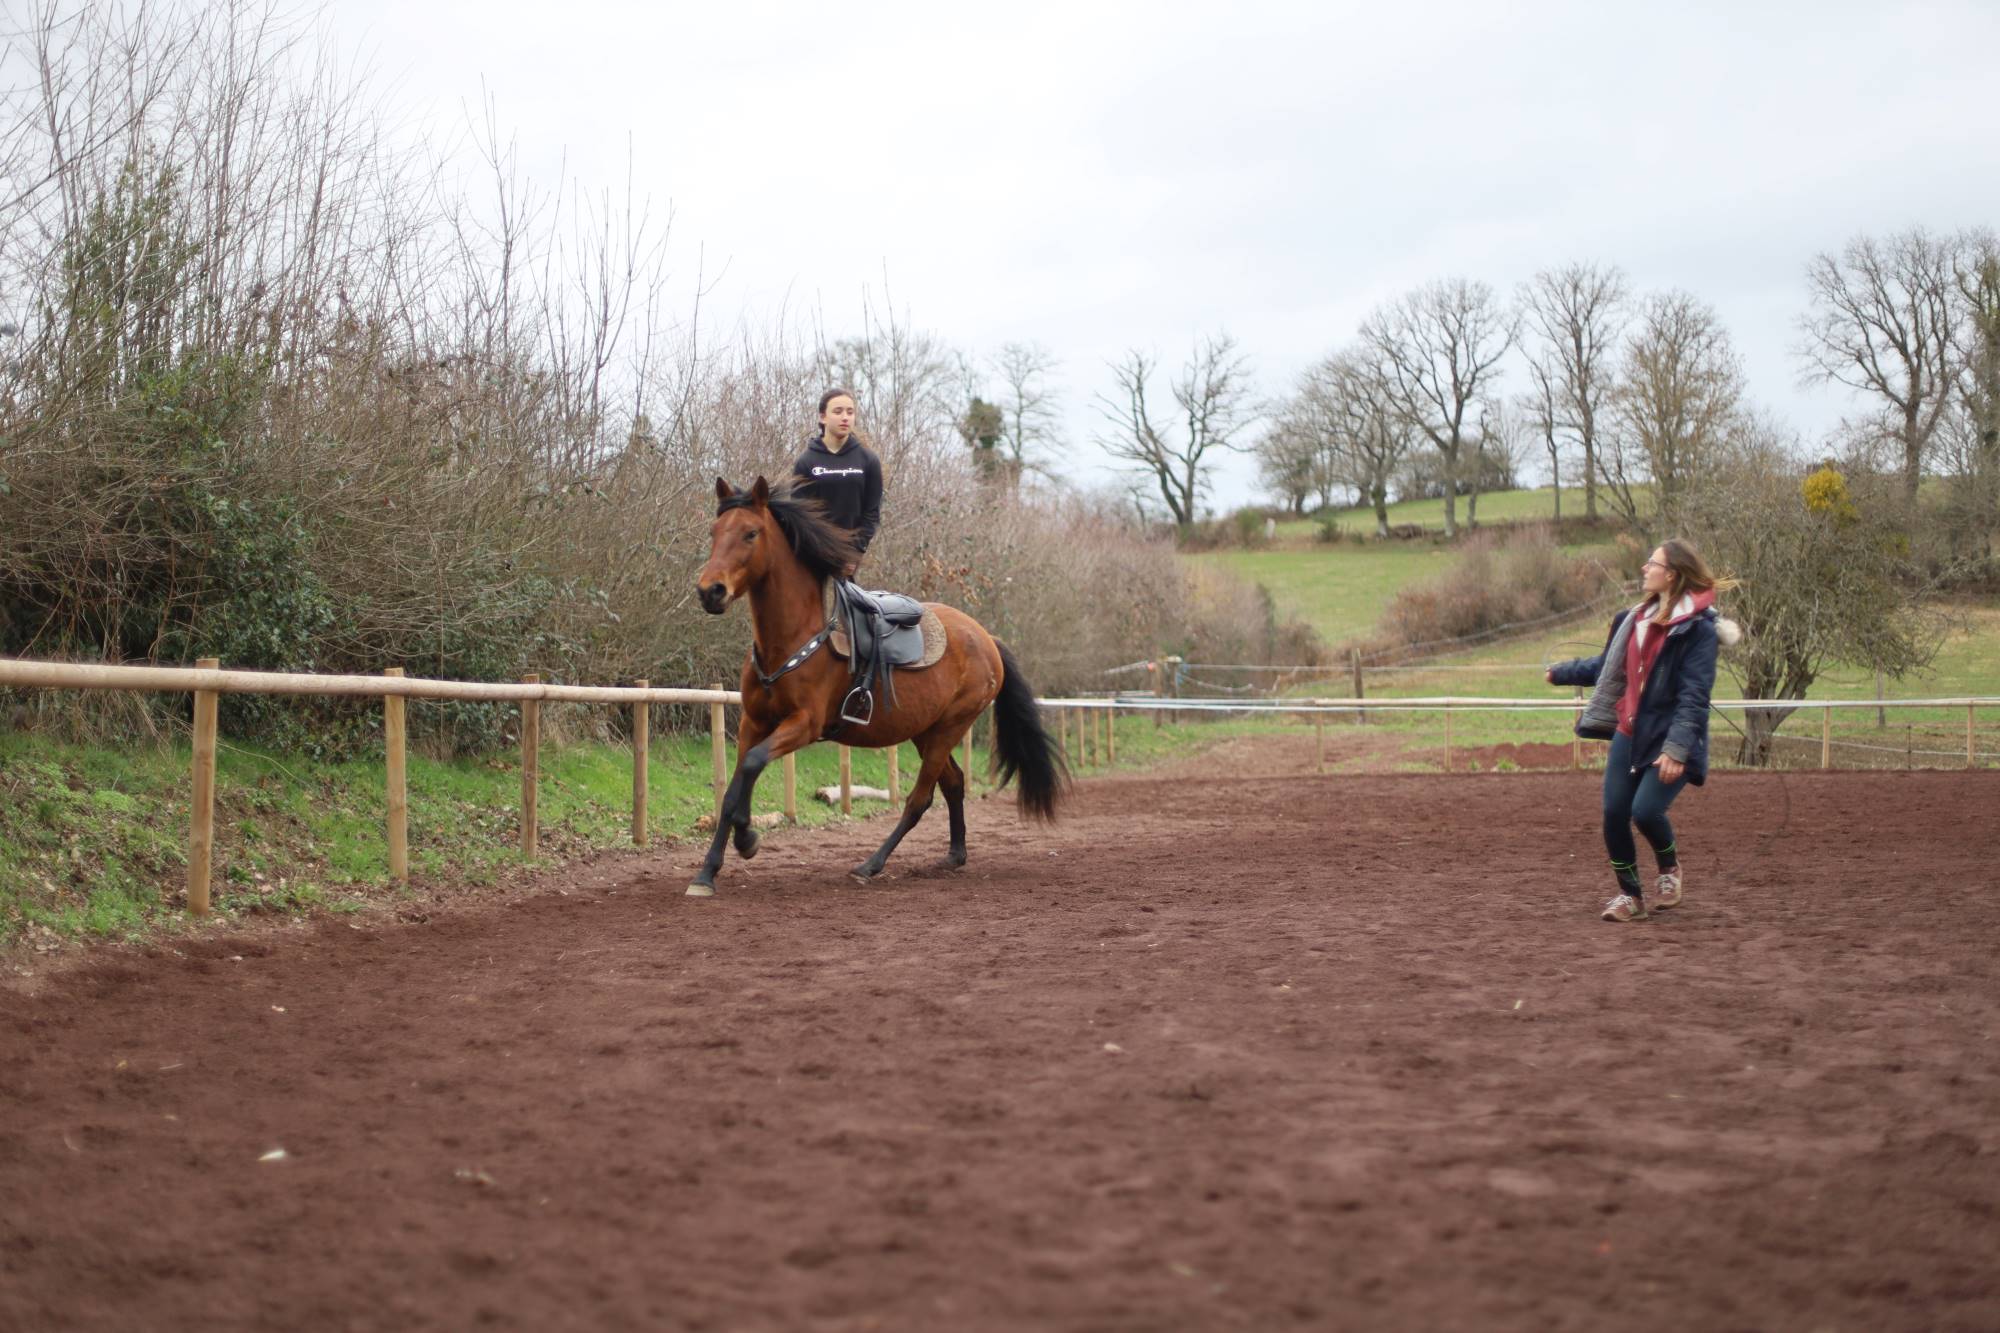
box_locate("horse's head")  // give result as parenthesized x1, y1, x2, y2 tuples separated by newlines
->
(696, 476, 780, 614)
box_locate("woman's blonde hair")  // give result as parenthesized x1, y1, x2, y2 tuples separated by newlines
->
(1650, 537, 1739, 625)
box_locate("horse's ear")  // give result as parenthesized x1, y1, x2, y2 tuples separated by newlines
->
(715, 477, 733, 502)
(749, 475, 770, 508)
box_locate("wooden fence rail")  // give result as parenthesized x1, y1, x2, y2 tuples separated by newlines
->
(2, 657, 1991, 918)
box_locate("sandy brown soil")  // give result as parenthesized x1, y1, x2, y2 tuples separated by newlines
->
(3, 753, 1998, 1331)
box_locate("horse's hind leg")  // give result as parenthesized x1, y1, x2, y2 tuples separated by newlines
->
(851, 738, 953, 882)
(937, 752, 968, 869)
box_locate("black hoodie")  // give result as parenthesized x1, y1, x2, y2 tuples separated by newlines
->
(790, 433, 883, 552)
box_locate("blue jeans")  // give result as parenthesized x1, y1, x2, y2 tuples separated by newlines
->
(1603, 731, 1688, 887)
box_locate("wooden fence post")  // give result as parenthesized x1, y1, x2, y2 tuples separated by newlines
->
(1058, 707, 1069, 759)
(1821, 706, 1831, 771)
(1316, 712, 1325, 773)
(1165, 656, 1182, 726)
(384, 667, 408, 883)
(784, 752, 798, 822)
(839, 745, 853, 814)
(1106, 706, 1117, 765)
(1572, 687, 1582, 770)
(1351, 649, 1365, 725)
(187, 657, 220, 916)
(521, 673, 540, 856)
(888, 744, 901, 803)
(1442, 702, 1452, 774)
(632, 679, 649, 847)
(709, 682, 726, 815)
(1969, 703, 1977, 769)
(1150, 661, 1164, 729)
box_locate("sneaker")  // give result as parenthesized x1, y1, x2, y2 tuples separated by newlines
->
(1654, 869, 1683, 909)
(1601, 893, 1649, 923)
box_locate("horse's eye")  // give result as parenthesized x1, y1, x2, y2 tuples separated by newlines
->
(743, 530, 758, 543)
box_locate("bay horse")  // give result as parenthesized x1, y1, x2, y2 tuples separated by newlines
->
(689, 476, 1066, 896)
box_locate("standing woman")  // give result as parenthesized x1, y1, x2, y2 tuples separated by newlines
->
(1547, 539, 1740, 922)
(790, 388, 883, 586)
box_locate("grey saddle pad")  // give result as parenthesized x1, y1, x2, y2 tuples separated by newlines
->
(832, 606, 948, 670)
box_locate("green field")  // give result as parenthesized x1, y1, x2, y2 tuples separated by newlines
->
(1270, 485, 1617, 540)
(1188, 500, 2000, 770)
(1198, 542, 1463, 646)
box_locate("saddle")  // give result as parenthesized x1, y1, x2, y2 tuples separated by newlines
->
(829, 581, 943, 728)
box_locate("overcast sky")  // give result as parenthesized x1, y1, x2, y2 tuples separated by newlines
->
(327, 0, 1999, 511)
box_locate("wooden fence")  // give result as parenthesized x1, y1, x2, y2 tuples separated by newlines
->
(1, 658, 1992, 917)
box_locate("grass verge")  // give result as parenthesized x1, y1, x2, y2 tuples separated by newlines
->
(0, 708, 1256, 950)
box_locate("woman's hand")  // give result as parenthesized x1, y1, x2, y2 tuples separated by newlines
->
(1656, 754, 1685, 783)
(1544, 668, 1556, 685)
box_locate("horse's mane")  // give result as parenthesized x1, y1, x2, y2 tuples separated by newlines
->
(717, 479, 860, 584)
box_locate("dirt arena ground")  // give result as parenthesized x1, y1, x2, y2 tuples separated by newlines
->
(4, 745, 1998, 1331)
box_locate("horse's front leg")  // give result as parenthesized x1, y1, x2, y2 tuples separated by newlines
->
(687, 712, 813, 898)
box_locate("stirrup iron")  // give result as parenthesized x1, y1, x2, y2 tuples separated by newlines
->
(839, 686, 875, 727)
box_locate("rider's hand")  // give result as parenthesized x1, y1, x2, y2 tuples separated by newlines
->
(1544, 668, 1555, 685)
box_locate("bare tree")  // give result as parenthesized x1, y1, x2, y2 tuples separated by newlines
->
(1464, 400, 1527, 525)
(1360, 278, 1515, 537)
(1949, 229, 2000, 555)
(1519, 262, 1627, 520)
(1520, 366, 1566, 522)
(1603, 290, 1745, 523)
(989, 340, 1062, 486)
(1095, 334, 1254, 527)
(1316, 350, 1414, 537)
(1253, 409, 1323, 516)
(1799, 228, 1964, 505)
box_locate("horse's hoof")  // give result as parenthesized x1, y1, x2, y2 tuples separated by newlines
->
(849, 865, 876, 884)
(685, 883, 715, 898)
(735, 828, 761, 860)
(935, 855, 967, 872)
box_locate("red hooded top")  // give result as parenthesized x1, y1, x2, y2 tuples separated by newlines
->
(1618, 588, 1717, 737)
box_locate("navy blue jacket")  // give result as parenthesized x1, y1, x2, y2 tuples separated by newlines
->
(1551, 605, 1723, 786)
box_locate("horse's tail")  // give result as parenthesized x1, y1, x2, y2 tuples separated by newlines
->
(990, 641, 1068, 823)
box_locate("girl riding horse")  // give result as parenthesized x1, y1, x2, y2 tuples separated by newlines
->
(690, 476, 1065, 896)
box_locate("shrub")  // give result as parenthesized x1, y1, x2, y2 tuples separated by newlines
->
(1379, 526, 1616, 654)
